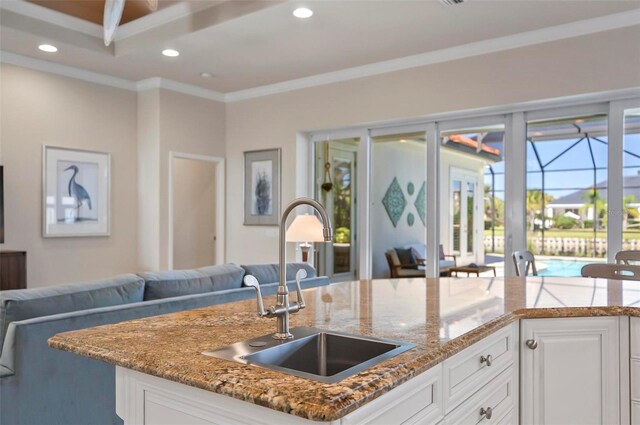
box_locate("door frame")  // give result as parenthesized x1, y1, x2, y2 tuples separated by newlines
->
(168, 152, 225, 270)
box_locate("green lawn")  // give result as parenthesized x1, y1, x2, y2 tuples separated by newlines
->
(484, 227, 640, 240)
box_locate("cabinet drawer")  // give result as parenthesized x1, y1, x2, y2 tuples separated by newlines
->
(442, 323, 517, 412)
(343, 365, 442, 425)
(445, 367, 516, 425)
(632, 401, 640, 425)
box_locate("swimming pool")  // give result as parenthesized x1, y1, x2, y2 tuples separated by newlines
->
(537, 258, 605, 277)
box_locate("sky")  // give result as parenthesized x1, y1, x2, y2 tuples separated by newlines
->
(484, 132, 640, 201)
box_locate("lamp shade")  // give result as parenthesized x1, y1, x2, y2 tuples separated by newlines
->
(286, 214, 326, 242)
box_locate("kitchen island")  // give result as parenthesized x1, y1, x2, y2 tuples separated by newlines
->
(49, 277, 640, 424)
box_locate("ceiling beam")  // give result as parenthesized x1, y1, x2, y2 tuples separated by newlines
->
(113, 0, 285, 57)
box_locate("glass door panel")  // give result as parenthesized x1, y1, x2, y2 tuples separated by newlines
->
(371, 132, 426, 279)
(314, 138, 359, 281)
(466, 181, 475, 254)
(452, 180, 461, 253)
(526, 114, 608, 275)
(440, 124, 505, 275)
(623, 108, 640, 255)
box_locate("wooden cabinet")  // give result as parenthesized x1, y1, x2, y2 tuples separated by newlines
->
(520, 317, 621, 425)
(632, 317, 640, 425)
(0, 250, 26, 290)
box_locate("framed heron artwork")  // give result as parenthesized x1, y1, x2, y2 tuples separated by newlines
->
(243, 148, 280, 226)
(42, 146, 110, 237)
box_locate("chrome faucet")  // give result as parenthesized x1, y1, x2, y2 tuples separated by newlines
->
(244, 197, 332, 340)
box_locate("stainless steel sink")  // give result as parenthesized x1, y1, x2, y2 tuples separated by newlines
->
(202, 327, 415, 383)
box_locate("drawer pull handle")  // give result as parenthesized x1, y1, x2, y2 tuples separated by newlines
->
(526, 339, 538, 350)
(480, 354, 493, 366)
(480, 407, 493, 420)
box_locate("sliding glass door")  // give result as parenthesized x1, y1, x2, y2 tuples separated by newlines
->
(439, 123, 506, 275)
(314, 138, 359, 281)
(526, 113, 609, 275)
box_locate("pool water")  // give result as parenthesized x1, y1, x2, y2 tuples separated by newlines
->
(537, 259, 604, 277)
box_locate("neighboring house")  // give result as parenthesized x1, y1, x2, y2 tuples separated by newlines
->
(547, 174, 640, 220)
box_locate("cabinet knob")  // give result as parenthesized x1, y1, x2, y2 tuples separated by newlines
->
(480, 407, 493, 420)
(526, 339, 538, 350)
(480, 354, 493, 367)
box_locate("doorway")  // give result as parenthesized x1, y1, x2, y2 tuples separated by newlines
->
(169, 153, 225, 270)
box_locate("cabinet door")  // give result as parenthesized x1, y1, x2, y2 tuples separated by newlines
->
(520, 317, 620, 425)
(632, 317, 640, 425)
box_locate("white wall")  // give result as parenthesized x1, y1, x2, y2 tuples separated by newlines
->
(172, 158, 216, 270)
(0, 65, 225, 286)
(225, 26, 640, 266)
(0, 63, 139, 287)
(137, 88, 226, 272)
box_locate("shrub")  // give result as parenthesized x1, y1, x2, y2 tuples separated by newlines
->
(335, 227, 350, 244)
(555, 216, 577, 229)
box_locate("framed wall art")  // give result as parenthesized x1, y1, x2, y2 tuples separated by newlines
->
(42, 145, 110, 237)
(244, 148, 281, 226)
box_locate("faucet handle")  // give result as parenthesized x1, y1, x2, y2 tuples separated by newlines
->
(293, 269, 307, 309)
(243, 275, 269, 317)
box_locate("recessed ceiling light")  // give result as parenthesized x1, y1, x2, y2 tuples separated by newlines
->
(38, 44, 58, 53)
(293, 7, 313, 19)
(200, 72, 213, 78)
(162, 49, 180, 57)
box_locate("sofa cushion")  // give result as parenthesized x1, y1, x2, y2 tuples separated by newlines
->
(395, 248, 418, 269)
(241, 263, 317, 285)
(140, 264, 245, 301)
(0, 274, 144, 351)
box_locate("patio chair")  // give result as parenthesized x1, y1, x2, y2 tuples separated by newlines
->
(615, 250, 640, 265)
(385, 249, 424, 278)
(581, 263, 640, 281)
(512, 250, 538, 276)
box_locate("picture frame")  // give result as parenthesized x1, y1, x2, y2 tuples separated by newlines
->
(244, 148, 281, 226)
(42, 145, 111, 237)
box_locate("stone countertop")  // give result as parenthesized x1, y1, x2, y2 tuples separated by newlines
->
(49, 277, 640, 422)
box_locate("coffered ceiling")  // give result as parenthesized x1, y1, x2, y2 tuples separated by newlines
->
(1, 0, 639, 95)
(27, 0, 178, 25)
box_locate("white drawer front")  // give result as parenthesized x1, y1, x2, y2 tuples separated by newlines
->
(342, 365, 443, 425)
(443, 323, 517, 412)
(445, 367, 516, 425)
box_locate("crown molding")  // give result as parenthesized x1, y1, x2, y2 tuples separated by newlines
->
(0, 0, 102, 38)
(0, 51, 226, 102)
(224, 9, 640, 102)
(136, 78, 226, 102)
(1, 9, 638, 103)
(0, 50, 136, 90)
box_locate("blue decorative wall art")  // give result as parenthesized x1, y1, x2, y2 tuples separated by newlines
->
(382, 177, 407, 228)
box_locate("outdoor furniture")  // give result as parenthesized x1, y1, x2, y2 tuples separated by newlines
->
(581, 263, 640, 281)
(512, 250, 538, 276)
(402, 243, 457, 276)
(615, 250, 640, 265)
(385, 249, 424, 278)
(449, 264, 496, 277)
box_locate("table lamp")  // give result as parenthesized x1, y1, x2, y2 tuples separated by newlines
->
(286, 213, 326, 262)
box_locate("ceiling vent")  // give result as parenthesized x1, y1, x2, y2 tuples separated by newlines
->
(440, 0, 465, 5)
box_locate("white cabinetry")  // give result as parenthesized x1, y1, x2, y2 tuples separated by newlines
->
(632, 317, 640, 425)
(520, 317, 621, 425)
(116, 324, 518, 425)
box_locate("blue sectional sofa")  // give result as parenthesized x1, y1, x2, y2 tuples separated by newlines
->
(0, 263, 329, 425)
